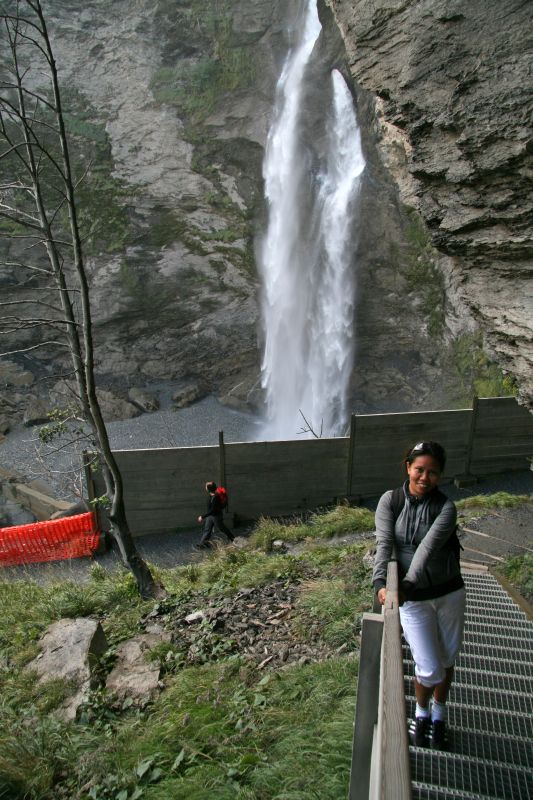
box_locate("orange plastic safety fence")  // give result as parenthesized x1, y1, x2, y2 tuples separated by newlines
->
(0, 511, 100, 567)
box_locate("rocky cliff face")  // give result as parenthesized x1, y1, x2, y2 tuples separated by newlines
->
(0, 0, 524, 433)
(326, 0, 533, 409)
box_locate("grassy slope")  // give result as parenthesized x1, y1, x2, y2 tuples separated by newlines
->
(0, 507, 374, 800)
(0, 497, 531, 799)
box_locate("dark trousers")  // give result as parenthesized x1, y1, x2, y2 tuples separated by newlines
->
(200, 513, 234, 545)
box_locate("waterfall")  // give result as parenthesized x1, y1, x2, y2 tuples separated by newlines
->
(258, 0, 365, 440)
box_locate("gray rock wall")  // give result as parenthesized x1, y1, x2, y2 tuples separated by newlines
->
(1, 0, 523, 424)
(326, 0, 533, 409)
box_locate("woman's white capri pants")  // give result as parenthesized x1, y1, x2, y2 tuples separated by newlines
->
(399, 587, 466, 687)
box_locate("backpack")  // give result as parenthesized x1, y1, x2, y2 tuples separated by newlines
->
(390, 486, 463, 562)
(215, 486, 228, 510)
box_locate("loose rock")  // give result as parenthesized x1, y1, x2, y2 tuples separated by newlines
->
(26, 618, 108, 721)
(106, 633, 168, 702)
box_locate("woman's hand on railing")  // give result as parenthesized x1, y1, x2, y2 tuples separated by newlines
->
(377, 587, 407, 606)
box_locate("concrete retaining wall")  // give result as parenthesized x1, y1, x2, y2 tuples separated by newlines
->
(89, 397, 533, 537)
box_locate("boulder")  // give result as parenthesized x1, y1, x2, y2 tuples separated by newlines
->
(23, 398, 50, 427)
(92, 389, 141, 422)
(0, 360, 34, 388)
(51, 380, 141, 422)
(105, 633, 168, 701)
(50, 498, 90, 520)
(0, 415, 10, 435)
(28, 618, 108, 683)
(128, 387, 160, 413)
(219, 374, 263, 413)
(26, 618, 108, 721)
(172, 383, 203, 408)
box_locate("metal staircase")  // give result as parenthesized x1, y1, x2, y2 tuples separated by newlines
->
(406, 572, 533, 800)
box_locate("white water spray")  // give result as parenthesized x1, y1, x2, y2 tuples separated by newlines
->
(259, 0, 365, 439)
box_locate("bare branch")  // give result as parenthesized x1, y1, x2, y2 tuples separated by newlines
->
(3, 284, 80, 293)
(0, 299, 66, 313)
(0, 259, 52, 274)
(0, 81, 56, 112)
(0, 340, 70, 357)
(297, 409, 324, 439)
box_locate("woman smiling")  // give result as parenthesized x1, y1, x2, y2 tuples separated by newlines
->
(372, 441, 465, 751)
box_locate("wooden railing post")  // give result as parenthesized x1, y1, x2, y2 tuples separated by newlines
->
(218, 430, 226, 488)
(346, 413, 356, 498)
(454, 396, 479, 487)
(464, 395, 479, 476)
(372, 560, 412, 800)
(348, 612, 384, 800)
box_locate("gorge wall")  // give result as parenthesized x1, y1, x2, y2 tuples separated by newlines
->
(1, 0, 529, 435)
(327, 0, 533, 410)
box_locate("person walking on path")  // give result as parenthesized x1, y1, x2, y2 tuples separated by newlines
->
(195, 481, 234, 550)
(372, 441, 466, 750)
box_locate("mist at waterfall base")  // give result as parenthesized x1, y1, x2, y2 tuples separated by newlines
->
(257, 0, 366, 442)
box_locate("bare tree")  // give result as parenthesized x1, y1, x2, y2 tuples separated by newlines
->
(297, 409, 323, 439)
(0, 0, 164, 598)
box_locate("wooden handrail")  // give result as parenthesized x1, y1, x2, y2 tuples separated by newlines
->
(372, 560, 412, 799)
(349, 557, 412, 799)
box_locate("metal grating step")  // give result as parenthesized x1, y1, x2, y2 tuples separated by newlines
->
(465, 607, 529, 622)
(465, 615, 529, 629)
(403, 659, 533, 695)
(461, 631, 533, 650)
(465, 595, 521, 609)
(402, 644, 533, 673)
(409, 749, 533, 800)
(456, 640, 533, 661)
(405, 698, 533, 740)
(464, 617, 533, 634)
(412, 782, 501, 800)
(465, 602, 526, 616)
(453, 651, 533, 677)
(407, 721, 533, 770)
(465, 612, 533, 631)
(404, 680, 532, 715)
(465, 585, 518, 597)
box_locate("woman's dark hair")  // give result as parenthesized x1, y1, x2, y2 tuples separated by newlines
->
(206, 481, 217, 493)
(404, 441, 446, 471)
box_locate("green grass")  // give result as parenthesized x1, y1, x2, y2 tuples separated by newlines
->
(456, 492, 532, 513)
(449, 332, 518, 404)
(0, 512, 374, 800)
(250, 505, 375, 551)
(2, 494, 530, 799)
(496, 553, 533, 605)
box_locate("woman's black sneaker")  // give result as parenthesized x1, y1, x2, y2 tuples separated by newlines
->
(431, 720, 448, 750)
(409, 716, 430, 747)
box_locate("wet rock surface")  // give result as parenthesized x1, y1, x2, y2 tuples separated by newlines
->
(1, 0, 519, 425)
(327, 0, 533, 408)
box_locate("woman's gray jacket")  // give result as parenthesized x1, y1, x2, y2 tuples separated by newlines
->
(372, 484, 463, 601)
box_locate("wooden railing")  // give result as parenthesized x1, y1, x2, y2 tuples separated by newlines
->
(349, 556, 412, 799)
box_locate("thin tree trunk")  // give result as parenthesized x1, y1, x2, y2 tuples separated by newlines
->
(2, 1, 165, 599)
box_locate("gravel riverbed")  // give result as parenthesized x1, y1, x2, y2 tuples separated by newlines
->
(0, 396, 262, 498)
